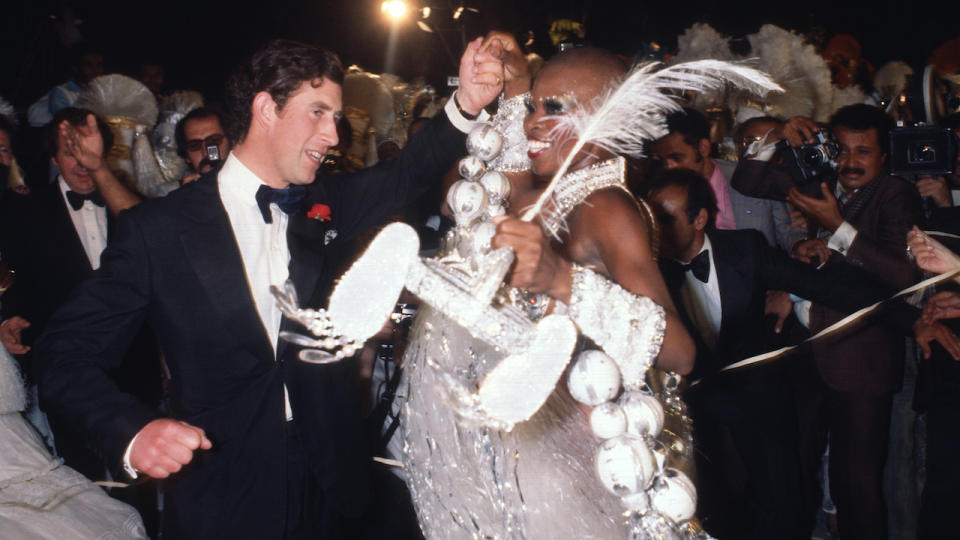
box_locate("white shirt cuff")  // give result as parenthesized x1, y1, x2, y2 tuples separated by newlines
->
(122, 433, 140, 479)
(793, 299, 811, 329)
(444, 91, 491, 134)
(827, 221, 858, 254)
(952, 189, 960, 207)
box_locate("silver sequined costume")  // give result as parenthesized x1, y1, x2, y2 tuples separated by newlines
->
(400, 157, 692, 539)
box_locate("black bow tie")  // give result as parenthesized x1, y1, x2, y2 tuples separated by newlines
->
(682, 250, 711, 283)
(255, 184, 307, 224)
(65, 190, 105, 211)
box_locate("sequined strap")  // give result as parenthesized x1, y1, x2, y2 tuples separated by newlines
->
(567, 264, 665, 389)
(540, 157, 628, 238)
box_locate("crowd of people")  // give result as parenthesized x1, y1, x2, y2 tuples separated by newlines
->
(0, 21, 959, 540)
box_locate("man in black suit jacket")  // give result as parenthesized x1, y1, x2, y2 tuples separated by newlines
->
(36, 39, 501, 539)
(643, 169, 937, 539)
(0, 108, 156, 478)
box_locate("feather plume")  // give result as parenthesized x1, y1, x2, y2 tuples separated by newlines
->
(521, 60, 782, 221)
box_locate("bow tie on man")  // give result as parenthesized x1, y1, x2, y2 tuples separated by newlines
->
(683, 249, 711, 283)
(66, 190, 106, 211)
(255, 184, 307, 224)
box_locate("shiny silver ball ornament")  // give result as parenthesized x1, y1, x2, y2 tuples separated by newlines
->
(589, 402, 627, 440)
(650, 468, 697, 523)
(458, 155, 486, 181)
(466, 124, 504, 162)
(618, 391, 665, 438)
(478, 170, 511, 205)
(446, 180, 488, 226)
(568, 350, 622, 406)
(595, 434, 656, 496)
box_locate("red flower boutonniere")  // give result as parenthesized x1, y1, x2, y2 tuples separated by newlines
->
(308, 203, 331, 222)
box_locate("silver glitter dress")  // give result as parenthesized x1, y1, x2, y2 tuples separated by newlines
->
(400, 158, 653, 539)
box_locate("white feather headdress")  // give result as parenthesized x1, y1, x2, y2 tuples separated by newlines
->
(521, 60, 782, 221)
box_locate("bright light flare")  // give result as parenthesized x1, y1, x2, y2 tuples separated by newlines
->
(381, 1, 408, 20)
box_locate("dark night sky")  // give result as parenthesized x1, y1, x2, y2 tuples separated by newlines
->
(2, 0, 958, 108)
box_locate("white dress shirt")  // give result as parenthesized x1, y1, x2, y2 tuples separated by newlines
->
(58, 176, 108, 270)
(679, 235, 722, 350)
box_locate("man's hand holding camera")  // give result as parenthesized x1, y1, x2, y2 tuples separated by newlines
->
(787, 182, 844, 232)
(915, 174, 953, 208)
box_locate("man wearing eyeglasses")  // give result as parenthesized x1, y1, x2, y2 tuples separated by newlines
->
(175, 107, 231, 184)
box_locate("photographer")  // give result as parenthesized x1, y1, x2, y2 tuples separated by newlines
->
(174, 106, 231, 185)
(735, 104, 921, 540)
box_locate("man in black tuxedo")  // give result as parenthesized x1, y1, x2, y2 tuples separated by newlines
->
(643, 168, 944, 539)
(36, 39, 500, 539)
(0, 108, 153, 472)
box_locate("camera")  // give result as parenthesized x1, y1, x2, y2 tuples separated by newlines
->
(778, 131, 840, 186)
(888, 126, 956, 176)
(205, 141, 221, 164)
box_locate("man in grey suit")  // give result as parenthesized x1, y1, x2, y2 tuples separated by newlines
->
(651, 107, 802, 252)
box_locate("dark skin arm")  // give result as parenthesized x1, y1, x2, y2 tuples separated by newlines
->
(492, 189, 696, 375)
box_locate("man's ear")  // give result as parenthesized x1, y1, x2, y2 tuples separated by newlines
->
(693, 207, 709, 231)
(697, 138, 712, 160)
(251, 91, 277, 131)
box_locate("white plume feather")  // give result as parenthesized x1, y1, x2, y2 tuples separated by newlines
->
(520, 60, 782, 221)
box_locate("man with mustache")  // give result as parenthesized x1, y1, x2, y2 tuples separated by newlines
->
(775, 104, 921, 540)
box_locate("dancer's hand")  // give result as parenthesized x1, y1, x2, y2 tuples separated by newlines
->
(478, 31, 530, 98)
(491, 216, 572, 302)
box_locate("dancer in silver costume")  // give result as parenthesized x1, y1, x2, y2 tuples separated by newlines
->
(399, 41, 701, 539)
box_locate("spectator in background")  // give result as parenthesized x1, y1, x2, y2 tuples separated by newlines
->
(175, 107, 231, 184)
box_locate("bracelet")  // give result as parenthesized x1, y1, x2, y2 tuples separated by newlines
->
(568, 264, 665, 389)
(453, 91, 479, 121)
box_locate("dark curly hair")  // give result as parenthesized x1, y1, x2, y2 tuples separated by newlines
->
(44, 107, 114, 159)
(664, 107, 711, 148)
(643, 167, 718, 225)
(828, 104, 894, 154)
(224, 39, 344, 144)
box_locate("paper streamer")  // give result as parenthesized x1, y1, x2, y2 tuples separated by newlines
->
(695, 230, 960, 381)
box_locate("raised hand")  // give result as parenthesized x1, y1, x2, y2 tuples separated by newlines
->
(778, 116, 821, 147)
(478, 31, 530, 98)
(60, 113, 105, 172)
(129, 418, 213, 479)
(456, 37, 504, 116)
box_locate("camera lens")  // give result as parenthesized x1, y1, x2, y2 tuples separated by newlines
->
(801, 148, 824, 167)
(913, 144, 936, 163)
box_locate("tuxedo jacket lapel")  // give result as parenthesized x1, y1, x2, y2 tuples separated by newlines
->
(179, 178, 275, 364)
